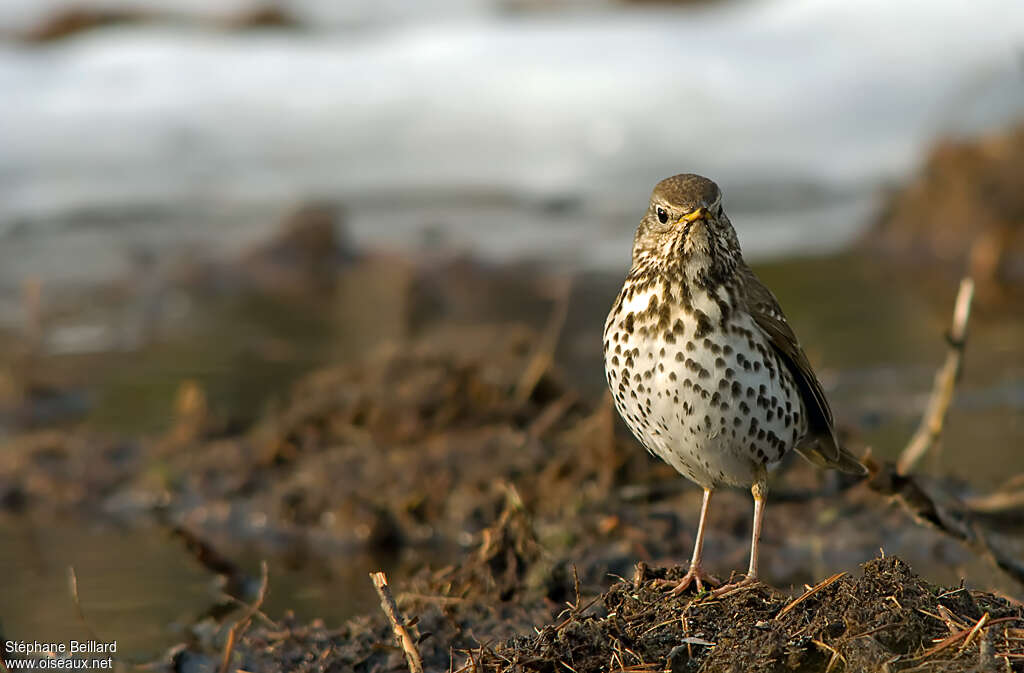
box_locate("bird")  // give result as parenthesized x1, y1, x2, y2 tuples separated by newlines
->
(602, 173, 866, 595)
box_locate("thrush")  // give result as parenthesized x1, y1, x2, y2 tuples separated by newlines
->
(603, 174, 866, 595)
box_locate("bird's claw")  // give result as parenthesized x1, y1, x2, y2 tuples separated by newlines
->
(653, 566, 722, 597)
(707, 575, 759, 599)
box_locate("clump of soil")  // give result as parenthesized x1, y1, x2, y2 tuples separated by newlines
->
(866, 121, 1024, 290)
(487, 556, 1024, 673)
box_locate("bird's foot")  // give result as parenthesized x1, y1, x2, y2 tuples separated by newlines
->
(653, 565, 721, 597)
(707, 575, 760, 599)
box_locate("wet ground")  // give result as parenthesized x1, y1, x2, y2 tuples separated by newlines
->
(163, 512, 1024, 673)
(1, 127, 1023, 670)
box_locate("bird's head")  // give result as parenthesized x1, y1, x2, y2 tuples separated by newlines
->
(631, 173, 741, 281)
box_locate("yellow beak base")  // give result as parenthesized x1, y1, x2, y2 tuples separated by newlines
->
(678, 207, 706, 224)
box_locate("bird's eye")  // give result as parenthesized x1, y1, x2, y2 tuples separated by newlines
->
(656, 207, 668, 224)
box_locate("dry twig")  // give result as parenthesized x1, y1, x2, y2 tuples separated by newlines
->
(918, 614, 1020, 659)
(811, 638, 846, 673)
(370, 571, 425, 673)
(897, 277, 974, 475)
(68, 567, 103, 643)
(219, 561, 269, 673)
(516, 276, 571, 403)
(961, 611, 991, 652)
(775, 572, 846, 621)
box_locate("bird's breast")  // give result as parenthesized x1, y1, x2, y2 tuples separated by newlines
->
(604, 280, 807, 488)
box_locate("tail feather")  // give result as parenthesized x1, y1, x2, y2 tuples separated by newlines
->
(795, 436, 867, 476)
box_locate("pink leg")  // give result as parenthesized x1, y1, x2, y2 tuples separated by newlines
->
(747, 478, 765, 579)
(710, 471, 766, 598)
(654, 488, 721, 595)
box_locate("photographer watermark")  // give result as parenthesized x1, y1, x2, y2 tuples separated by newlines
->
(3, 640, 118, 669)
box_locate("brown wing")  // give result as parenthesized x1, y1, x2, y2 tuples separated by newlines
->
(739, 264, 866, 475)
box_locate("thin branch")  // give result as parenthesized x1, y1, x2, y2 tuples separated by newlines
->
(961, 611, 990, 652)
(219, 561, 269, 673)
(68, 567, 103, 643)
(775, 572, 846, 621)
(897, 277, 974, 475)
(515, 276, 571, 404)
(918, 614, 1020, 659)
(370, 571, 424, 673)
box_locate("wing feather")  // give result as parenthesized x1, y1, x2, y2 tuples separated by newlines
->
(738, 265, 866, 475)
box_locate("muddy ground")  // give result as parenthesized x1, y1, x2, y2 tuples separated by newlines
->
(2, 310, 1024, 672)
(2, 126, 1024, 671)
(165, 514, 1024, 673)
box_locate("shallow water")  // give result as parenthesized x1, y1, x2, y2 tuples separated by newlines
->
(0, 519, 415, 661)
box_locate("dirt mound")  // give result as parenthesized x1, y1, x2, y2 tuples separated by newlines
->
(866, 121, 1024, 291)
(487, 556, 1024, 672)
(160, 500, 1024, 673)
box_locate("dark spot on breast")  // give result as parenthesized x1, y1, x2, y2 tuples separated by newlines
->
(694, 311, 712, 339)
(623, 312, 635, 334)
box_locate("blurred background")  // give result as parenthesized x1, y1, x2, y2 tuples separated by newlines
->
(0, 0, 1022, 664)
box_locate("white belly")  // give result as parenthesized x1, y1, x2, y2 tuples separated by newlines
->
(603, 284, 806, 488)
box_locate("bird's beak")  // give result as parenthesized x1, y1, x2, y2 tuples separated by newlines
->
(677, 207, 706, 225)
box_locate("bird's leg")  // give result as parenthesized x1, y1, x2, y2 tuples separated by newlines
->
(747, 476, 766, 580)
(710, 469, 767, 598)
(654, 487, 721, 596)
